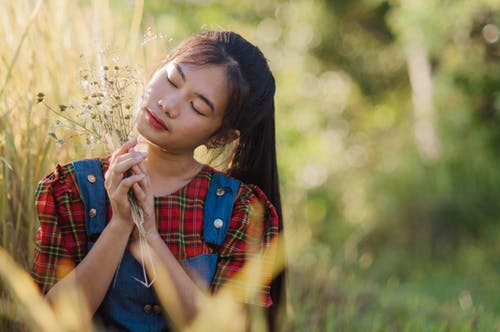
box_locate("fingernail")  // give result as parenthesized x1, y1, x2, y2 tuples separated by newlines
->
(135, 152, 147, 161)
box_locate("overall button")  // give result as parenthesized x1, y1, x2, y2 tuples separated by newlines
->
(153, 305, 162, 314)
(213, 218, 224, 229)
(143, 304, 153, 313)
(216, 188, 225, 196)
(87, 174, 97, 183)
(89, 208, 97, 218)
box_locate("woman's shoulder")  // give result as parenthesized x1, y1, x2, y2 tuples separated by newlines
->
(37, 156, 109, 193)
(205, 166, 278, 219)
(205, 166, 255, 197)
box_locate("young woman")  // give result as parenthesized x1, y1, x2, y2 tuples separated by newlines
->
(32, 31, 285, 331)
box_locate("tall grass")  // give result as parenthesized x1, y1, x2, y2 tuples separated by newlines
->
(0, 0, 45, 268)
(0, 0, 146, 329)
(0, 0, 151, 262)
(0, 1, 286, 330)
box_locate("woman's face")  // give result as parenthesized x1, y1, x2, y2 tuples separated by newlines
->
(136, 61, 229, 154)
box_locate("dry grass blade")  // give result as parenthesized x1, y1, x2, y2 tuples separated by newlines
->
(0, 248, 61, 331)
(0, 0, 42, 99)
(150, 235, 286, 332)
(192, 236, 285, 332)
(128, 0, 144, 52)
(0, 248, 95, 332)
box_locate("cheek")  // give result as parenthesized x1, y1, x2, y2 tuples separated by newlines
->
(143, 85, 152, 99)
(135, 114, 146, 135)
(135, 110, 151, 135)
(142, 80, 164, 105)
(181, 118, 220, 138)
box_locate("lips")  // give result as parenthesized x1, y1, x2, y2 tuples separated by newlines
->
(144, 107, 168, 131)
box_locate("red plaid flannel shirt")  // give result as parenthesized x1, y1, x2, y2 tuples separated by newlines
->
(31, 157, 279, 307)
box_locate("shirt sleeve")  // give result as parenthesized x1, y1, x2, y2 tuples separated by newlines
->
(31, 164, 86, 294)
(210, 184, 280, 307)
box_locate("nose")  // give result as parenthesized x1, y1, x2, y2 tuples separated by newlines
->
(157, 98, 179, 118)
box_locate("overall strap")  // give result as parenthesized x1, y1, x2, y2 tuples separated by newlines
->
(72, 159, 107, 252)
(203, 172, 241, 246)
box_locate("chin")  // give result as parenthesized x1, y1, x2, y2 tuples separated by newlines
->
(137, 128, 155, 145)
(136, 129, 166, 151)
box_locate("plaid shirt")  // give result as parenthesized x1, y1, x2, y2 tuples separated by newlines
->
(31, 157, 279, 307)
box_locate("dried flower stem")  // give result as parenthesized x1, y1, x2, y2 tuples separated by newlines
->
(38, 55, 155, 287)
(129, 192, 156, 287)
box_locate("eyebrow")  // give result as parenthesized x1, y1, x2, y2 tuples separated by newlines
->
(173, 63, 215, 113)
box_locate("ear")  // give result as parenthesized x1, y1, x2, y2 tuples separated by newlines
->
(206, 129, 240, 149)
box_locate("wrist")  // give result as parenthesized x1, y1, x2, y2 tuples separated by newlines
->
(144, 229, 162, 243)
(108, 216, 135, 235)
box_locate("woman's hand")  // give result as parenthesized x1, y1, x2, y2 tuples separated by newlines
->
(104, 138, 148, 228)
(128, 156, 158, 238)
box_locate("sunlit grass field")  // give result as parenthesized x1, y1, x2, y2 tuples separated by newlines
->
(1, 0, 499, 331)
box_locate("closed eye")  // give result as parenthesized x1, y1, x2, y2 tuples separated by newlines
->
(190, 102, 205, 116)
(167, 77, 177, 88)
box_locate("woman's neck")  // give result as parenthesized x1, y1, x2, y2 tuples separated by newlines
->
(145, 144, 202, 178)
(141, 142, 203, 196)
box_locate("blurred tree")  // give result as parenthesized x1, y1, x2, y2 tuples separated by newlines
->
(286, 0, 500, 261)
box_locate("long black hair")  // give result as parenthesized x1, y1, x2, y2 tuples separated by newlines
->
(165, 31, 285, 330)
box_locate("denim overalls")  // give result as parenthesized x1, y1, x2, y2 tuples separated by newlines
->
(73, 159, 240, 332)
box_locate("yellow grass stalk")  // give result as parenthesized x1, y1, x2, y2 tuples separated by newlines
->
(128, 0, 145, 52)
(0, 247, 61, 331)
(0, 0, 42, 99)
(150, 235, 286, 332)
(0, 248, 97, 331)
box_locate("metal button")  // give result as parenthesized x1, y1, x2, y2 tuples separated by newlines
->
(216, 188, 225, 196)
(213, 218, 224, 229)
(144, 304, 153, 313)
(87, 174, 96, 183)
(89, 208, 97, 218)
(153, 305, 162, 314)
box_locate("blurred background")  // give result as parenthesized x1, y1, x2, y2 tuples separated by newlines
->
(1, 0, 499, 330)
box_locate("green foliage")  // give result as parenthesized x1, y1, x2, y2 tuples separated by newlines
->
(287, 240, 500, 331)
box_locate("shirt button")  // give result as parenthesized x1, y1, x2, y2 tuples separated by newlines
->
(153, 305, 162, 314)
(87, 174, 97, 183)
(144, 304, 153, 313)
(216, 188, 225, 196)
(213, 218, 224, 229)
(89, 208, 97, 218)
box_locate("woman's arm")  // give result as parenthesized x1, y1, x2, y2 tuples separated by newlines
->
(128, 179, 278, 328)
(45, 216, 133, 313)
(126, 159, 205, 328)
(44, 140, 147, 314)
(130, 233, 205, 327)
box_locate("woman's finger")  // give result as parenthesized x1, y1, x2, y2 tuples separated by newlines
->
(135, 160, 148, 175)
(112, 173, 145, 199)
(132, 182, 145, 201)
(130, 162, 154, 221)
(113, 152, 147, 174)
(113, 138, 137, 158)
(105, 153, 147, 190)
(109, 139, 136, 168)
(130, 164, 143, 176)
(135, 162, 150, 190)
